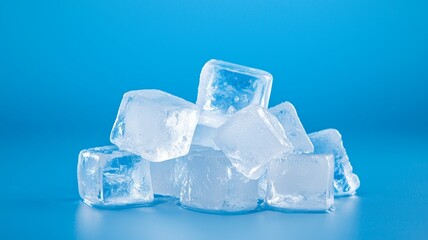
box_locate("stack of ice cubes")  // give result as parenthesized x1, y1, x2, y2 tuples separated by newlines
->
(77, 59, 360, 213)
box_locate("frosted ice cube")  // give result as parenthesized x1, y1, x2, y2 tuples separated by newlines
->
(77, 145, 153, 207)
(214, 105, 294, 180)
(269, 101, 314, 153)
(197, 59, 273, 127)
(179, 146, 259, 213)
(150, 159, 184, 198)
(110, 90, 200, 162)
(191, 124, 219, 150)
(309, 129, 360, 196)
(264, 153, 334, 212)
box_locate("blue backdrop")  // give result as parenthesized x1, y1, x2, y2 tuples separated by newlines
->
(1, 0, 427, 239)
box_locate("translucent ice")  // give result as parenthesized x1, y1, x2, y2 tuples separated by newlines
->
(191, 124, 219, 150)
(269, 101, 314, 153)
(264, 153, 334, 212)
(150, 159, 184, 198)
(214, 105, 294, 180)
(179, 146, 259, 213)
(309, 129, 360, 196)
(197, 59, 273, 127)
(77, 145, 153, 207)
(110, 90, 200, 162)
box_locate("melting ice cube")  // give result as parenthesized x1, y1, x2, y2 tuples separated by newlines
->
(214, 105, 294, 180)
(269, 101, 314, 153)
(264, 153, 334, 212)
(309, 129, 360, 196)
(110, 89, 200, 162)
(77, 145, 153, 207)
(179, 146, 259, 213)
(197, 59, 273, 127)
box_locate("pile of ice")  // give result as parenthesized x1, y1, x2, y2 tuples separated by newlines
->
(77, 59, 360, 213)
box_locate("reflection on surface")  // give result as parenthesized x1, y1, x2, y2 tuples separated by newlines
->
(3, 135, 426, 239)
(76, 196, 361, 239)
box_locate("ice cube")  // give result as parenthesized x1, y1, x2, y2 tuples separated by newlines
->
(309, 129, 360, 196)
(77, 145, 153, 207)
(150, 159, 184, 198)
(197, 59, 273, 127)
(214, 105, 294, 180)
(191, 124, 219, 150)
(269, 101, 314, 153)
(110, 90, 200, 162)
(179, 146, 259, 213)
(264, 153, 334, 212)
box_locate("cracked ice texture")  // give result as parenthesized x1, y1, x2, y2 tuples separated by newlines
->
(77, 145, 153, 207)
(214, 105, 294, 180)
(179, 146, 259, 213)
(197, 59, 273, 127)
(269, 101, 314, 153)
(110, 90, 200, 162)
(309, 129, 360, 196)
(264, 153, 334, 212)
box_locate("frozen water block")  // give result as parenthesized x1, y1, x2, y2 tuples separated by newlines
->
(150, 159, 185, 198)
(264, 153, 334, 212)
(309, 129, 360, 196)
(214, 105, 294, 180)
(77, 146, 153, 207)
(197, 59, 273, 127)
(191, 124, 219, 150)
(110, 89, 200, 162)
(269, 101, 314, 153)
(179, 146, 259, 213)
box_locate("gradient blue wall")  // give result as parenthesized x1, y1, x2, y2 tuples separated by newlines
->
(1, 0, 427, 140)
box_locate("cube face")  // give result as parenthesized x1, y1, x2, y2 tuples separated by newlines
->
(191, 124, 219, 150)
(308, 129, 360, 196)
(197, 59, 273, 127)
(150, 159, 183, 198)
(78, 151, 102, 204)
(265, 154, 334, 212)
(77, 146, 153, 207)
(214, 105, 294, 180)
(269, 102, 314, 153)
(179, 146, 259, 213)
(110, 90, 200, 162)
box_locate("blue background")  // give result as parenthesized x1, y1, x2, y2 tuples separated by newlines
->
(1, 0, 427, 239)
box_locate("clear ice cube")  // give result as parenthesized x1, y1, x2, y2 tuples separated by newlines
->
(150, 159, 184, 198)
(214, 105, 294, 180)
(269, 101, 314, 153)
(179, 146, 259, 213)
(77, 145, 153, 207)
(264, 153, 334, 212)
(110, 89, 200, 162)
(309, 129, 360, 196)
(197, 59, 273, 127)
(191, 124, 219, 150)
